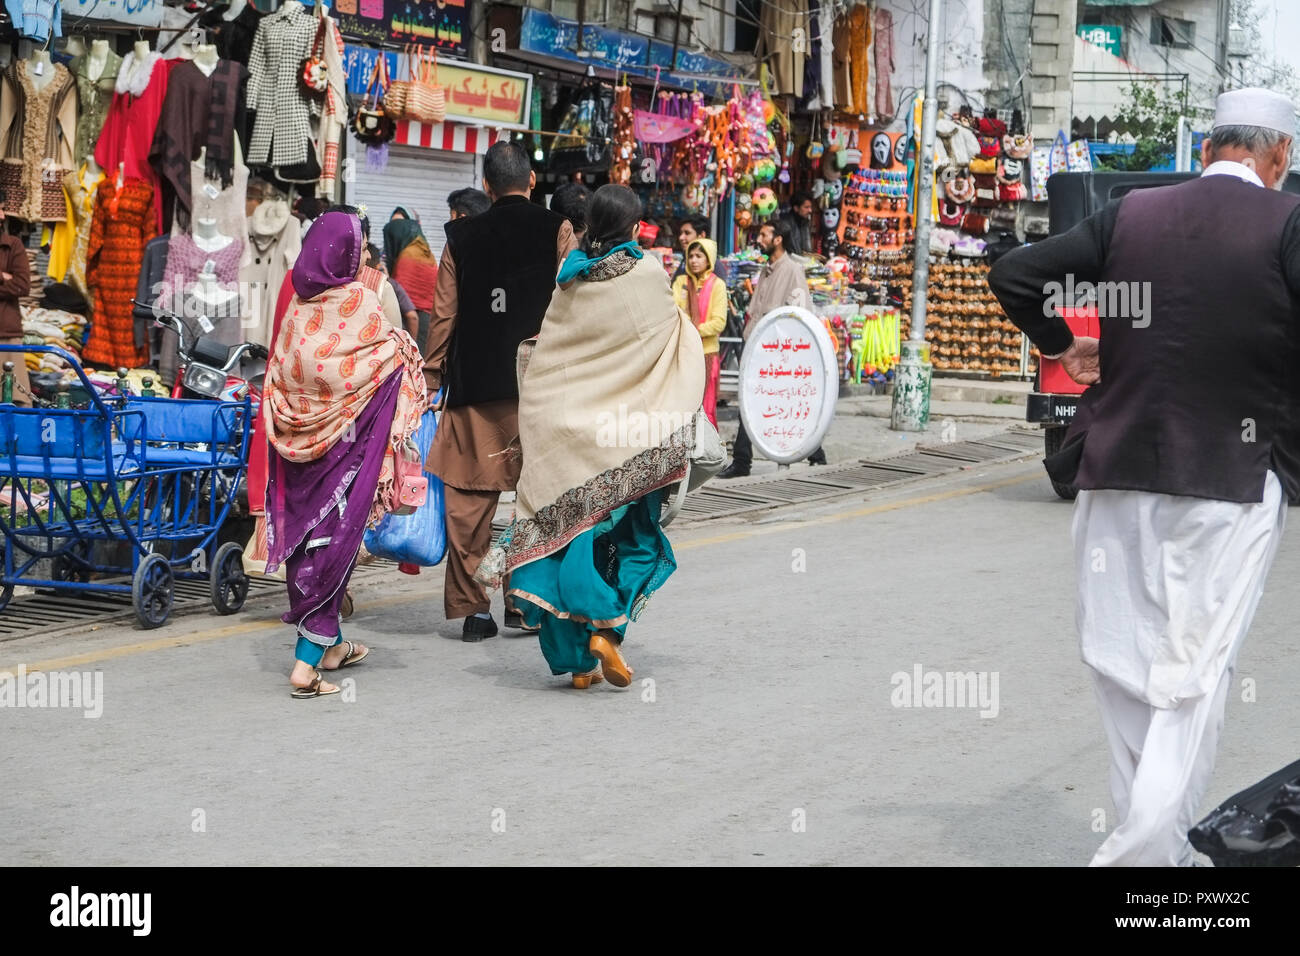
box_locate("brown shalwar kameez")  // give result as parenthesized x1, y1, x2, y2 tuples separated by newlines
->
(424, 221, 578, 618)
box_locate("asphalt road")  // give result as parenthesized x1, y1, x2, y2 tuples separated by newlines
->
(4, 455, 1298, 866)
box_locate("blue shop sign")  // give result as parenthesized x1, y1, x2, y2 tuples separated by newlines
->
(518, 7, 746, 95)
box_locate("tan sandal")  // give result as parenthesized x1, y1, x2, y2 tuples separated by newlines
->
(290, 671, 340, 699)
(588, 632, 633, 688)
(571, 667, 604, 690)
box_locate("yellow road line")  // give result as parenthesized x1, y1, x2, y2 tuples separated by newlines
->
(674, 469, 1039, 550)
(1, 467, 1040, 674)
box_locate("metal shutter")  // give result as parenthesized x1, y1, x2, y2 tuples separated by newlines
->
(345, 139, 480, 259)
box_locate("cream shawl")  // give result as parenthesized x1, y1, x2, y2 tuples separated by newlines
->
(501, 253, 704, 574)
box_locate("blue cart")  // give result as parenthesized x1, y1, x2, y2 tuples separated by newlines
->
(0, 346, 253, 628)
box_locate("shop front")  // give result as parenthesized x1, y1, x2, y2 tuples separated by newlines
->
(341, 44, 528, 255)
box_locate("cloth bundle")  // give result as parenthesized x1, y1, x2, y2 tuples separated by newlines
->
(21, 307, 88, 372)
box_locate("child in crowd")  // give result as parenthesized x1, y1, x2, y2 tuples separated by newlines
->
(672, 238, 727, 426)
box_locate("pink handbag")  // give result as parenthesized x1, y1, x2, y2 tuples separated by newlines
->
(392, 442, 428, 515)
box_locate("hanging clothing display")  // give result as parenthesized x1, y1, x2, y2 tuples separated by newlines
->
(760, 0, 809, 98)
(149, 59, 248, 231)
(45, 188, 74, 281)
(95, 51, 174, 231)
(0, 59, 76, 223)
(84, 177, 156, 369)
(189, 158, 252, 268)
(69, 47, 122, 168)
(5, 0, 60, 43)
(61, 163, 103, 297)
(831, 9, 852, 111)
(873, 7, 895, 120)
(850, 4, 872, 117)
(155, 232, 245, 385)
(815, 1, 835, 111)
(239, 197, 300, 347)
(245, 3, 320, 172)
(201, 3, 263, 67)
(315, 15, 347, 199)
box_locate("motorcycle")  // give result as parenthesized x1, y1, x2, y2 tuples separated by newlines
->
(132, 300, 268, 407)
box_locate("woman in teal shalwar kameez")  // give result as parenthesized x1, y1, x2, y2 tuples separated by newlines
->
(475, 186, 705, 688)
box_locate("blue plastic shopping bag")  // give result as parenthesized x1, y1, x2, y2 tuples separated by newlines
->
(363, 409, 446, 566)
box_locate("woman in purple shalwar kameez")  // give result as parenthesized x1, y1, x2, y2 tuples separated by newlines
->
(264, 211, 426, 698)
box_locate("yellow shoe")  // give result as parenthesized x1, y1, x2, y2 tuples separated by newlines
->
(571, 667, 604, 689)
(588, 632, 633, 688)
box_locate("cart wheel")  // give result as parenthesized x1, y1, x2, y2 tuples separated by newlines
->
(52, 540, 92, 584)
(0, 584, 12, 612)
(1043, 426, 1078, 501)
(210, 541, 249, 615)
(132, 553, 174, 630)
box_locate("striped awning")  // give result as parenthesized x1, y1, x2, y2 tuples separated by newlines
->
(392, 120, 511, 154)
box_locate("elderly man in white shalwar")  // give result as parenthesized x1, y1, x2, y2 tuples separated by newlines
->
(988, 88, 1300, 866)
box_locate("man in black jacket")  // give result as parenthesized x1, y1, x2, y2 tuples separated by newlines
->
(423, 142, 578, 641)
(988, 88, 1298, 867)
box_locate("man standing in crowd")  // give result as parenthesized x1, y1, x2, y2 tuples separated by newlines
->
(448, 188, 491, 221)
(424, 141, 578, 641)
(0, 207, 31, 406)
(783, 191, 815, 256)
(718, 217, 825, 478)
(988, 89, 1298, 867)
(550, 182, 591, 242)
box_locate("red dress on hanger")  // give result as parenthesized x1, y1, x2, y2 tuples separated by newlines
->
(94, 52, 175, 234)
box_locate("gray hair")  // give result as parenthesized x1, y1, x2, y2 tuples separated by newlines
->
(1210, 124, 1293, 187)
(1210, 124, 1293, 152)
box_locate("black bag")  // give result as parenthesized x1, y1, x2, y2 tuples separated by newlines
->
(1188, 757, 1300, 866)
(549, 80, 613, 175)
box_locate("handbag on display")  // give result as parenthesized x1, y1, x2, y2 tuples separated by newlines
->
(944, 173, 975, 204)
(1003, 133, 1033, 159)
(299, 20, 329, 99)
(404, 45, 447, 125)
(550, 79, 614, 174)
(386, 44, 446, 125)
(968, 155, 998, 175)
(353, 54, 396, 144)
(1066, 138, 1094, 172)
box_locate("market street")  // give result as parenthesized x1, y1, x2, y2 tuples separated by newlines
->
(5, 453, 1299, 866)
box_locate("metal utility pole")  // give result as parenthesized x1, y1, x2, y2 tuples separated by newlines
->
(890, 0, 943, 432)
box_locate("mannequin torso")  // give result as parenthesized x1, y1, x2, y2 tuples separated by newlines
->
(29, 51, 55, 93)
(127, 41, 153, 89)
(193, 217, 234, 253)
(88, 40, 110, 83)
(192, 44, 219, 77)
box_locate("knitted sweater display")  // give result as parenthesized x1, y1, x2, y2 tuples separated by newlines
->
(84, 178, 157, 369)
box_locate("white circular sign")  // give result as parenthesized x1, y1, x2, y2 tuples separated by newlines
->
(738, 306, 839, 464)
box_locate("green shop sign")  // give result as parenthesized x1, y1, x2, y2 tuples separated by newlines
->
(1078, 24, 1123, 57)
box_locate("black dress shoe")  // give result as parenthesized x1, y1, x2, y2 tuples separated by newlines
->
(462, 615, 499, 642)
(716, 461, 751, 479)
(504, 609, 540, 633)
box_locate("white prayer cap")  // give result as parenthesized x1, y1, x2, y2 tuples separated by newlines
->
(1212, 88, 1297, 138)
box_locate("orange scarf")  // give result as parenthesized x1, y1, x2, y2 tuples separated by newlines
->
(265, 281, 426, 523)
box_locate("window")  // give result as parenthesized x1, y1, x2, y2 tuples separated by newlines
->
(1150, 14, 1195, 50)
(733, 0, 761, 55)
